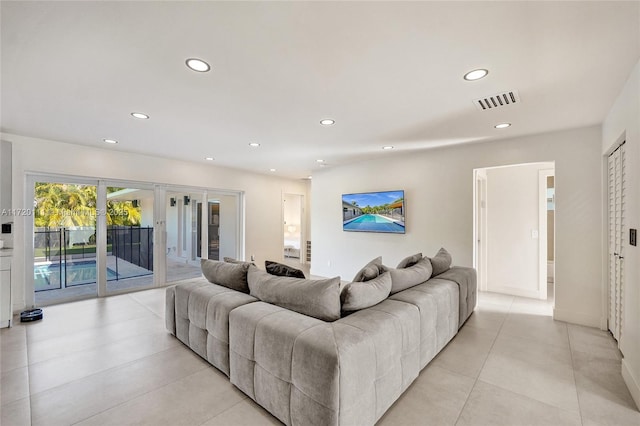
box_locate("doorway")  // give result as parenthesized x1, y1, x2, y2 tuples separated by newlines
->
(473, 162, 555, 301)
(283, 193, 304, 264)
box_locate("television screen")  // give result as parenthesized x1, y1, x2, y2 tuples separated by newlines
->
(342, 190, 405, 234)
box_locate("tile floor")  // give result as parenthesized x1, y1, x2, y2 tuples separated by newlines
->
(1, 287, 638, 426)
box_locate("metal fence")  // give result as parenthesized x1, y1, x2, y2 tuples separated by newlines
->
(34, 226, 153, 292)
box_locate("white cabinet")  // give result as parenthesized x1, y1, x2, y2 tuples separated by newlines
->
(0, 254, 11, 328)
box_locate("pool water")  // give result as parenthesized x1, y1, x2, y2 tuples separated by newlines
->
(34, 260, 118, 291)
(343, 214, 405, 233)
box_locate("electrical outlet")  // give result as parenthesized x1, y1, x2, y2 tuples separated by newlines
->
(250, 254, 255, 261)
(531, 230, 539, 239)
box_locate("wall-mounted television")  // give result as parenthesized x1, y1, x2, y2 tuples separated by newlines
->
(342, 190, 405, 234)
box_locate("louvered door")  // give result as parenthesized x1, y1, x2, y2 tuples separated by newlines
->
(608, 142, 626, 342)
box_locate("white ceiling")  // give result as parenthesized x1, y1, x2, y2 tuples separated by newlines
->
(2, 1, 639, 179)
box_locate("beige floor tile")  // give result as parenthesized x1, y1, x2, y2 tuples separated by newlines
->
(479, 333, 579, 413)
(567, 324, 620, 361)
(128, 288, 167, 318)
(27, 314, 165, 365)
(29, 329, 178, 394)
(76, 368, 246, 426)
(378, 365, 475, 426)
(477, 291, 514, 308)
(456, 380, 582, 426)
(25, 298, 156, 343)
(572, 350, 640, 426)
(0, 396, 31, 426)
(464, 302, 509, 333)
(500, 312, 569, 348)
(510, 296, 554, 316)
(31, 346, 209, 426)
(431, 325, 498, 379)
(0, 366, 29, 406)
(201, 399, 281, 426)
(0, 346, 28, 374)
(0, 325, 27, 350)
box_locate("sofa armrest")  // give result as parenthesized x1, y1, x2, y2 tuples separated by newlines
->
(435, 266, 477, 327)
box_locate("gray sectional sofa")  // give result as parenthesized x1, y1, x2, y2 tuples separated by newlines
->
(165, 254, 476, 426)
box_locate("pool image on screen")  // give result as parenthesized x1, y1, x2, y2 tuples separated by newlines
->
(342, 190, 405, 234)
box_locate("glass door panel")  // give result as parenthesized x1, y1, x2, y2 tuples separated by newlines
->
(165, 191, 202, 283)
(34, 181, 98, 304)
(105, 186, 154, 293)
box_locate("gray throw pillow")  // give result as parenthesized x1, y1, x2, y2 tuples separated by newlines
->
(341, 272, 392, 312)
(201, 259, 250, 293)
(396, 253, 423, 269)
(389, 257, 433, 294)
(352, 256, 383, 282)
(265, 260, 306, 278)
(430, 247, 452, 276)
(247, 265, 341, 321)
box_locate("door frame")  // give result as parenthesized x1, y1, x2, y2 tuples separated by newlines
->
(282, 192, 305, 264)
(538, 169, 554, 301)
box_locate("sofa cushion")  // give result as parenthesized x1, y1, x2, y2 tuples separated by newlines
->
(396, 253, 422, 269)
(201, 259, 250, 293)
(247, 265, 341, 321)
(341, 272, 392, 312)
(429, 247, 452, 276)
(389, 257, 433, 294)
(265, 260, 306, 278)
(353, 256, 383, 282)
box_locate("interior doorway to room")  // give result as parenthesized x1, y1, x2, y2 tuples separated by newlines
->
(283, 193, 304, 265)
(473, 162, 555, 302)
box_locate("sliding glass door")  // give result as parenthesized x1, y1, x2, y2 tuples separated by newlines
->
(104, 185, 154, 294)
(33, 180, 98, 305)
(27, 176, 245, 306)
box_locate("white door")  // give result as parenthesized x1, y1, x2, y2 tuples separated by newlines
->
(608, 142, 626, 342)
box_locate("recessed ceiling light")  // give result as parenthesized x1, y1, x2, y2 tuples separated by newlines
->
(316, 159, 325, 163)
(307, 176, 312, 180)
(205, 157, 214, 161)
(185, 58, 211, 72)
(494, 123, 511, 129)
(463, 69, 488, 81)
(248, 142, 261, 147)
(269, 168, 276, 172)
(320, 119, 335, 126)
(382, 146, 394, 150)
(103, 138, 118, 144)
(131, 112, 149, 120)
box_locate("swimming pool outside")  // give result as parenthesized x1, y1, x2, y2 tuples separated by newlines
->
(34, 260, 120, 291)
(343, 214, 405, 233)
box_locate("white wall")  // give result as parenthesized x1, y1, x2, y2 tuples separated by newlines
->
(602, 59, 640, 408)
(218, 194, 238, 261)
(2, 132, 309, 311)
(485, 163, 553, 299)
(312, 126, 602, 327)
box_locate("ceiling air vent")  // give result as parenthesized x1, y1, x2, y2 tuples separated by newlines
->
(474, 90, 520, 111)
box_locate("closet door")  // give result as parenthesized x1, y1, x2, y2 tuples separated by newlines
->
(608, 142, 625, 342)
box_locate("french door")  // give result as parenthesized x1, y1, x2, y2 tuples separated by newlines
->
(608, 142, 626, 342)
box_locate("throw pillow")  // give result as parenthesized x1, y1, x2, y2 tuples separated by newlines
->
(430, 247, 452, 276)
(341, 272, 392, 312)
(352, 256, 383, 282)
(223, 256, 254, 266)
(396, 253, 423, 269)
(201, 259, 250, 293)
(265, 260, 306, 278)
(389, 257, 433, 294)
(247, 265, 341, 321)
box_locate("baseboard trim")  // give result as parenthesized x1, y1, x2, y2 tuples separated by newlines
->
(622, 358, 640, 410)
(552, 308, 601, 328)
